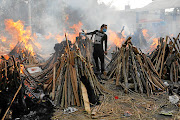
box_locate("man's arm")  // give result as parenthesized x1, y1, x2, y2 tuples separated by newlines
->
(86, 30, 97, 35)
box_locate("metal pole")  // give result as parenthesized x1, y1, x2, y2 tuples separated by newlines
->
(28, 0, 32, 33)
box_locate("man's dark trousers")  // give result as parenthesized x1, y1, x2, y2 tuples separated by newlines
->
(93, 49, 104, 74)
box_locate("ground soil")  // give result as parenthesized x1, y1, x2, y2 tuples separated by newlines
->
(52, 79, 180, 120)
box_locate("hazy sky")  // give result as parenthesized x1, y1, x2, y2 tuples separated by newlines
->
(98, 0, 152, 10)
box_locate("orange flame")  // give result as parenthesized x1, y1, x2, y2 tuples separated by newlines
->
(151, 38, 158, 49)
(43, 21, 82, 44)
(4, 55, 9, 60)
(4, 19, 40, 56)
(108, 30, 126, 48)
(68, 21, 83, 43)
(142, 29, 150, 40)
(147, 38, 159, 53)
(55, 34, 64, 43)
(20, 64, 24, 74)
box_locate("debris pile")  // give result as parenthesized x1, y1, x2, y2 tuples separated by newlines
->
(9, 40, 44, 64)
(0, 55, 54, 119)
(107, 37, 165, 95)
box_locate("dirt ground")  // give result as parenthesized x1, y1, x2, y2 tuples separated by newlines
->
(51, 79, 180, 120)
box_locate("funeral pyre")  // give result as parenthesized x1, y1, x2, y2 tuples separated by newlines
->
(107, 37, 166, 95)
(149, 34, 180, 92)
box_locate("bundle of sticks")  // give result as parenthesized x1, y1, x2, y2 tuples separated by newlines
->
(34, 40, 72, 84)
(107, 37, 166, 95)
(149, 34, 180, 84)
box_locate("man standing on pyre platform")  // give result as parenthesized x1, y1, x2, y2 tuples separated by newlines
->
(85, 24, 108, 76)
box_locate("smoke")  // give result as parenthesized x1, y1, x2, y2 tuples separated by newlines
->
(0, 0, 179, 57)
(0, 0, 125, 58)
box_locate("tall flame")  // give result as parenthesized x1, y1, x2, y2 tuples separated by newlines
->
(68, 21, 83, 43)
(55, 34, 64, 43)
(44, 21, 83, 44)
(4, 19, 40, 55)
(141, 29, 159, 53)
(108, 30, 126, 48)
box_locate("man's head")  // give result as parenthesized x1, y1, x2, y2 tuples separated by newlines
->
(100, 24, 107, 32)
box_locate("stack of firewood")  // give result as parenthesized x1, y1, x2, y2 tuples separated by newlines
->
(107, 37, 166, 95)
(9, 40, 43, 65)
(34, 40, 72, 84)
(76, 34, 94, 64)
(36, 34, 105, 114)
(0, 55, 21, 90)
(149, 34, 180, 84)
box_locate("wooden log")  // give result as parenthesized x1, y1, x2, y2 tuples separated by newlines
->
(130, 45, 143, 93)
(151, 74, 164, 90)
(159, 36, 168, 78)
(116, 63, 122, 86)
(115, 48, 123, 86)
(81, 82, 91, 114)
(155, 55, 162, 71)
(136, 60, 146, 89)
(57, 68, 66, 106)
(173, 62, 177, 84)
(125, 49, 130, 78)
(51, 62, 57, 100)
(54, 65, 64, 105)
(69, 65, 80, 106)
(130, 67, 138, 92)
(173, 37, 180, 50)
(64, 67, 68, 108)
(67, 68, 71, 106)
(122, 47, 128, 93)
(144, 71, 159, 90)
(61, 81, 65, 107)
(170, 63, 173, 83)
